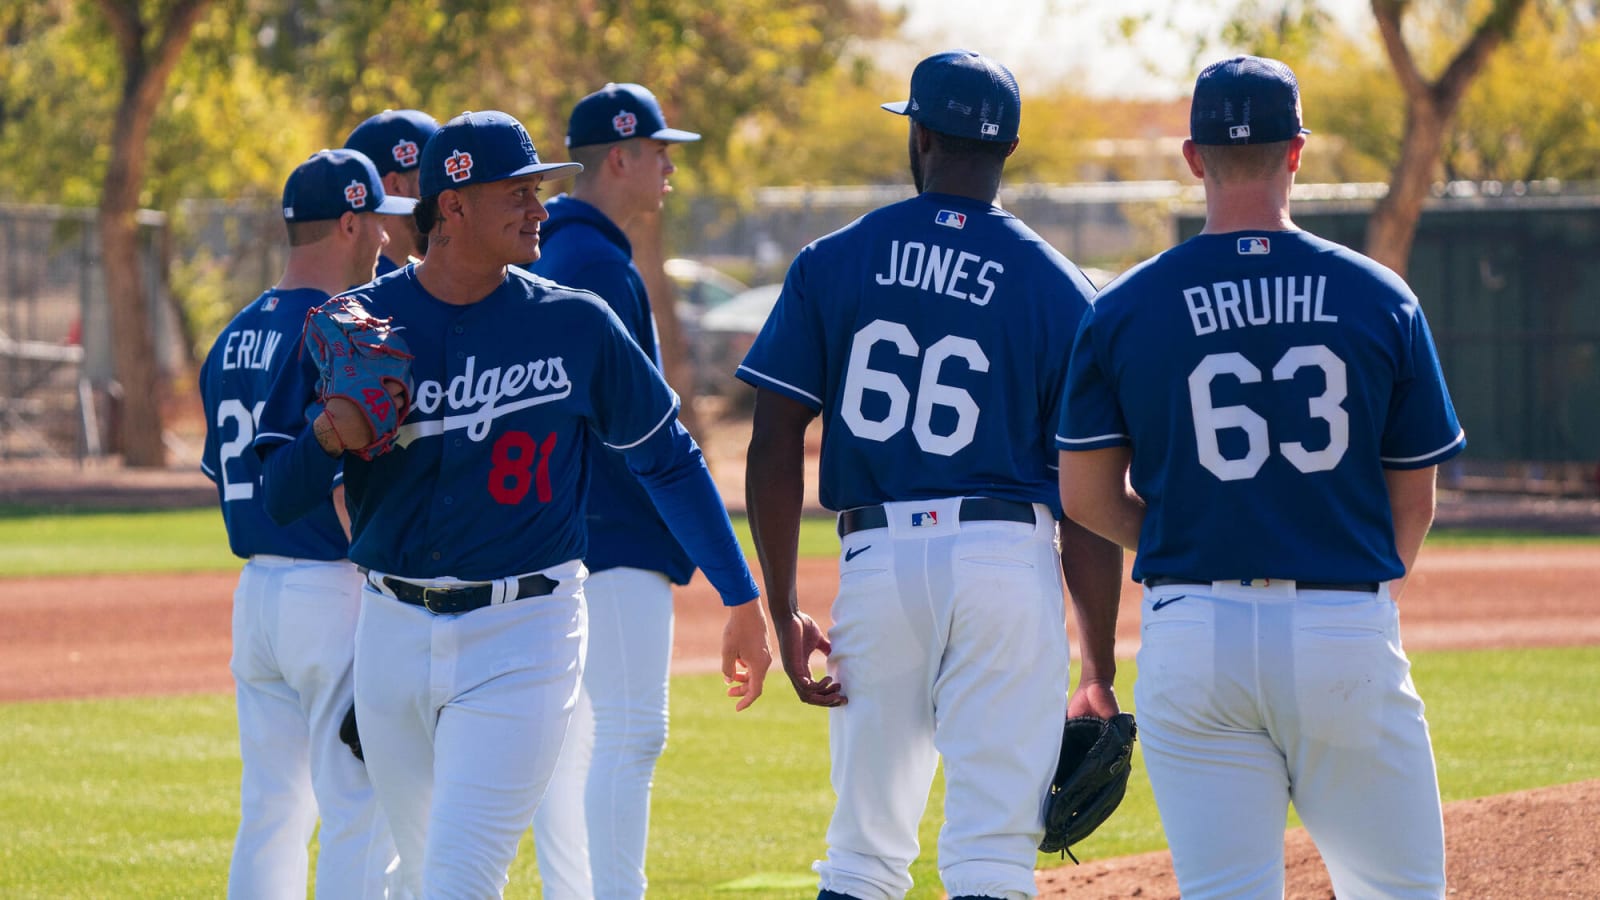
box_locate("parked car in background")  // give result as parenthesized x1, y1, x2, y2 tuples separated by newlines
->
(663, 258, 749, 397)
(696, 283, 782, 405)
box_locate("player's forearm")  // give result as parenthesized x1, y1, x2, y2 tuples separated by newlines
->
(1384, 465, 1438, 600)
(1059, 515, 1123, 683)
(745, 429, 806, 623)
(258, 430, 344, 526)
(628, 424, 760, 606)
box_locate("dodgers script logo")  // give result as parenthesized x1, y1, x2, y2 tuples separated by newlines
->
(445, 149, 474, 183)
(392, 139, 420, 167)
(935, 210, 966, 230)
(613, 110, 638, 137)
(1238, 237, 1271, 255)
(344, 180, 368, 209)
(396, 354, 572, 448)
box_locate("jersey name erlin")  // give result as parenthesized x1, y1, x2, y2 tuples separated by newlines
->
(219, 328, 284, 372)
(402, 353, 572, 445)
(1183, 275, 1337, 336)
(874, 239, 1004, 306)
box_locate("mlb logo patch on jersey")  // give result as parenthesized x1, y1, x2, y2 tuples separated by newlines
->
(910, 510, 938, 527)
(1237, 237, 1271, 255)
(344, 180, 368, 209)
(263, 296, 279, 312)
(935, 210, 967, 230)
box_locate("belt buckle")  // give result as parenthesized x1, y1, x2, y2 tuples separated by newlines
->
(421, 585, 453, 613)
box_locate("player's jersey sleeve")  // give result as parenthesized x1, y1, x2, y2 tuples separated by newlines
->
(252, 307, 345, 524)
(1380, 299, 1466, 468)
(1056, 300, 1131, 450)
(735, 247, 827, 410)
(584, 299, 680, 451)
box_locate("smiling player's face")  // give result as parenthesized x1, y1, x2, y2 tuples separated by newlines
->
(463, 174, 549, 266)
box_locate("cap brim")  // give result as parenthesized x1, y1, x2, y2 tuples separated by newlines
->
(505, 161, 585, 183)
(374, 195, 418, 216)
(648, 127, 701, 143)
(881, 100, 911, 115)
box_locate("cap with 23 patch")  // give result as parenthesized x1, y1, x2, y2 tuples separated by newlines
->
(281, 149, 417, 222)
(344, 109, 441, 177)
(419, 110, 583, 198)
(566, 83, 701, 149)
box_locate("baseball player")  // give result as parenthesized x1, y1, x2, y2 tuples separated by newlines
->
(741, 50, 1122, 900)
(199, 148, 411, 898)
(344, 109, 440, 276)
(525, 82, 701, 900)
(253, 110, 771, 898)
(1056, 56, 1466, 899)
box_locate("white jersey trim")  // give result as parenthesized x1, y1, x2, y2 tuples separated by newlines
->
(199, 459, 216, 478)
(1381, 430, 1466, 465)
(604, 398, 680, 451)
(736, 365, 822, 407)
(1056, 432, 1128, 445)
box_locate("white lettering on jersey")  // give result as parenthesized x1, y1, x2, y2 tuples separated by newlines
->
(873, 240, 1004, 306)
(1183, 276, 1336, 336)
(221, 328, 283, 372)
(401, 354, 571, 446)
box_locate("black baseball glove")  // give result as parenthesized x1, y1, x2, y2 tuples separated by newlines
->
(1039, 712, 1137, 859)
(338, 703, 364, 762)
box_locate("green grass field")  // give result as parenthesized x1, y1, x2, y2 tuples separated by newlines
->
(0, 507, 1592, 578)
(3, 649, 1598, 898)
(2, 507, 1596, 896)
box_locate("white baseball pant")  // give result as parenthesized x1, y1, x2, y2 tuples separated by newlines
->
(815, 498, 1068, 900)
(1134, 579, 1446, 899)
(533, 566, 675, 900)
(227, 555, 394, 900)
(354, 559, 587, 899)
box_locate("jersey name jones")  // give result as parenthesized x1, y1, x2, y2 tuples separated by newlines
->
(1184, 275, 1336, 336)
(874, 240, 1003, 306)
(220, 328, 283, 372)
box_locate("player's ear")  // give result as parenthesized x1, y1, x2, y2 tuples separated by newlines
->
(1286, 135, 1306, 174)
(1002, 138, 1019, 159)
(1181, 140, 1205, 180)
(382, 171, 408, 198)
(338, 210, 361, 238)
(436, 188, 467, 224)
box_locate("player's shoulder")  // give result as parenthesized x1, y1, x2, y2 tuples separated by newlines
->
(1296, 231, 1416, 297)
(506, 265, 617, 320)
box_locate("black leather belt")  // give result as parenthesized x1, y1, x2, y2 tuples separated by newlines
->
(1143, 575, 1379, 593)
(837, 497, 1036, 537)
(380, 573, 559, 614)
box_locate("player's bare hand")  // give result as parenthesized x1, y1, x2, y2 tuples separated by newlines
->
(775, 610, 845, 707)
(1068, 677, 1121, 720)
(721, 599, 772, 712)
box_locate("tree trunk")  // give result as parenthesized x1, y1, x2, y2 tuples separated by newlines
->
(1364, 100, 1446, 274)
(95, 0, 210, 467)
(1364, 0, 1531, 278)
(626, 209, 704, 438)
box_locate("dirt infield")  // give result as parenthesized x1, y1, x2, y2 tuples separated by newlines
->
(4, 542, 1597, 896)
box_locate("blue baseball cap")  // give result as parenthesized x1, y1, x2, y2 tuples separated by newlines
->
(281, 149, 417, 222)
(419, 110, 583, 198)
(882, 49, 1020, 143)
(344, 109, 441, 176)
(1190, 55, 1312, 145)
(566, 83, 701, 149)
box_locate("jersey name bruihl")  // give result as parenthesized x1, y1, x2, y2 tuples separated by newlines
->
(200, 288, 348, 560)
(1057, 230, 1465, 583)
(254, 266, 680, 582)
(738, 191, 1097, 514)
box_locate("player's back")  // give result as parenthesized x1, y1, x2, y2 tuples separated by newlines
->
(739, 191, 1096, 512)
(200, 289, 348, 560)
(1072, 229, 1463, 582)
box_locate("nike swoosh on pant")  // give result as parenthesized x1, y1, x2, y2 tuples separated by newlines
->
(1150, 594, 1186, 611)
(844, 545, 871, 562)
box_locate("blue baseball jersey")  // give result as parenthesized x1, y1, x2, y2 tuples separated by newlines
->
(737, 192, 1097, 514)
(527, 194, 694, 584)
(253, 266, 756, 602)
(375, 254, 402, 277)
(1056, 229, 1465, 583)
(199, 288, 347, 560)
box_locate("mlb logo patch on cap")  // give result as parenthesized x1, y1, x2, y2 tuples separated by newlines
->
(935, 210, 967, 229)
(1238, 237, 1271, 255)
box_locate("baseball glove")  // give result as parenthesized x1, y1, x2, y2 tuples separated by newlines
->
(1039, 712, 1137, 859)
(303, 296, 414, 460)
(338, 703, 363, 762)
